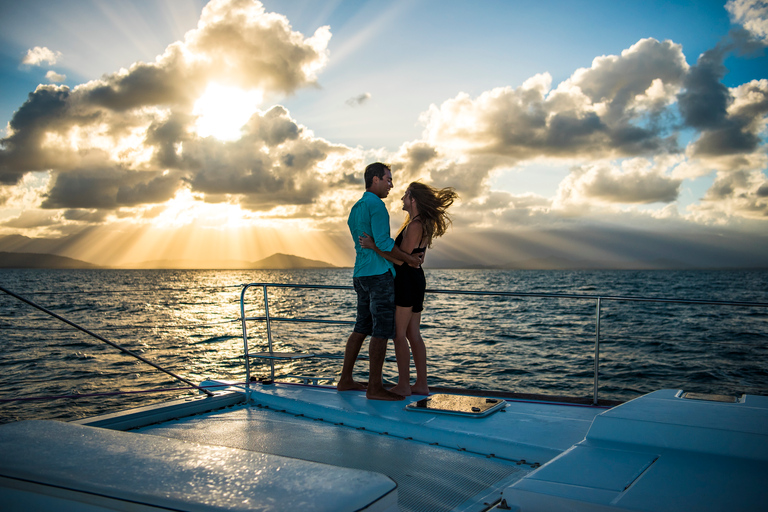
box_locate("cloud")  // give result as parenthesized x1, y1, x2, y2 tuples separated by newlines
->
(456, 190, 551, 228)
(692, 168, 768, 219)
(727, 0, 768, 44)
(42, 168, 184, 209)
(346, 92, 371, 107)
(45, 71, 66, 83)
(685, 78, 768, 160)
(413, 39, 687, 201)
(567, 38, 689, 123)
(413, 33, 767, 232)
(2, 209, 62, 229)
(21, 47, 62, 66)
(1, 1, 766, 243)
(0, 0, 338, 213)
(554, 159, 682, 208)
(673, 24, 768, 218)
(422, 39, 685, 161)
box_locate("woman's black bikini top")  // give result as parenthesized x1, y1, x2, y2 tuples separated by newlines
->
(395, 218, 426, 255)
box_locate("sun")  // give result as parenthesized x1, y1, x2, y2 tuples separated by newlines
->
(192, 83, 263, 141)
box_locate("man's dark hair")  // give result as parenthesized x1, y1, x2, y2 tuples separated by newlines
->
(364, 162, 391, 189)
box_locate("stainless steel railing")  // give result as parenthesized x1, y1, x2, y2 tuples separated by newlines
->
(240, 282, 768, 404)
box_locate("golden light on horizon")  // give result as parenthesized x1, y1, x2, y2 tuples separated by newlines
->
(52, 191, 353, 268)
(192, 83, 263, 141)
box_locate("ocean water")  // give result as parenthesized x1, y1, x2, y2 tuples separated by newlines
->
(1, 268, 767, 425)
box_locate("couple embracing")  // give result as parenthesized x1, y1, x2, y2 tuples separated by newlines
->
(337, 162, 457, 401)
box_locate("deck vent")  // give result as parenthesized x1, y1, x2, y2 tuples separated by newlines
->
(680, 392, 740, 403)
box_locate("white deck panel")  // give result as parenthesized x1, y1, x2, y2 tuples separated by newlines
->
(0, 420, 397, 512)
(229, 382, 606, 464)
(138, 405, 528, 512)
(501, 389, 768, 511)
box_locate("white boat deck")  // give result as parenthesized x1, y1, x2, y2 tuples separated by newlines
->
(225, 382, 604, 463)
(4, 383, 766, 511)
(130, 382, 607, 512)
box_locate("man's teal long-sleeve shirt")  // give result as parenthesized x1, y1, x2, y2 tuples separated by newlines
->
(348, 191, 396, 277)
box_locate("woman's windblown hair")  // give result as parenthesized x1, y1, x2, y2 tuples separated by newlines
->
(405, 182, 458, 247)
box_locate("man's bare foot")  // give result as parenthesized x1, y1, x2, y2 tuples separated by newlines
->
(410, 385, 429, 395)
(337, 378, 367, 391)
(389, 383, 412, 396)
(366, 387, 405, 401)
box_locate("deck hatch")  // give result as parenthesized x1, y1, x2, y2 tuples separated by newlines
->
(405, 394, 506, 417)
(681, 392, 740, 403)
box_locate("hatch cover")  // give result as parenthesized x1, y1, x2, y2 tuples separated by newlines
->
(405, 394, 506, 417)
(681, 392, 740, 403)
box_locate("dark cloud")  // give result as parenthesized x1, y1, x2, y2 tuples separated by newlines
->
(241, 106, 301, 146)
(726, 1, 768, 45)
(427, 155, 508, 198)
(62, 209, 109, 223)
(85, 57, 194, 112)
(679, 29, 768, 159)
(544, 111, 606, 151)
(391, 141, 438, 183)
(1, 210, 61, 229)
(345, 93, 371, 107)
(177, 110, 337, 204)
(678, 47, 731, 130)
(573, 38, 688, 122)
(582, 168, 680, 204)
(693, 122, 761, 155)
(557, 162, 682, 205)
(0, 86, 78, 180)
(698, 170, 768, 217)
(42, 169, 182, 209)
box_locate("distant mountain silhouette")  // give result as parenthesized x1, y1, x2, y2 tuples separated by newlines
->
(124, 259, 255, 269)
(123, 253, 336, 269)
(0, 249, 336, 270)
(250, 253, 336, 269)
(0, 252, 103, 269)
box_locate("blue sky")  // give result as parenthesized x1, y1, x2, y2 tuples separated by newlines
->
(0, 0, 767, 268)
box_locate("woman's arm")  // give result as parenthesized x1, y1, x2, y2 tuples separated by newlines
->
(360, 233, 403, 265)
(360, 221, 424, 267)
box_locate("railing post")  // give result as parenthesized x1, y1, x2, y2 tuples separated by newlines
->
(240, 284, 251, 401)
(593, 297, 601, 405)
(263, 285, 275, 381)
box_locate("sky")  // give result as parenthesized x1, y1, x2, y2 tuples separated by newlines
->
(0, 0, 767, 268)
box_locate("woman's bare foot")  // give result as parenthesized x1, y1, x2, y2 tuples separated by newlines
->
(389, 383, 412, 396)
(367, 387, 405, 401)
(337, 377, 367, 391)
(410, 385, 429, 395)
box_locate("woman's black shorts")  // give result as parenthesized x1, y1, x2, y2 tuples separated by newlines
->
(394, 263, 426, 313)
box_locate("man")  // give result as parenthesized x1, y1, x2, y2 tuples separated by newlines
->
(337, 162, 423, 400)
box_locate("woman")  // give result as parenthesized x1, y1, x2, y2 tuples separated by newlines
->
(360, 182, 457, 396)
